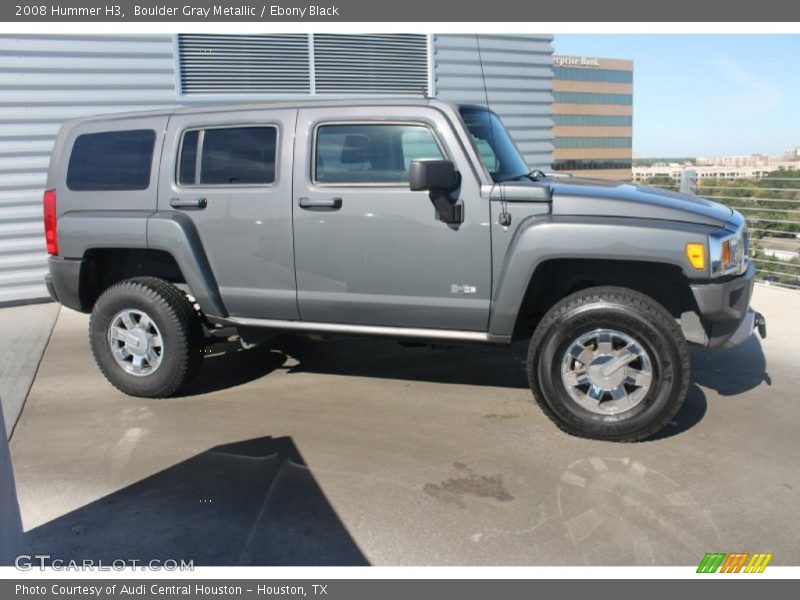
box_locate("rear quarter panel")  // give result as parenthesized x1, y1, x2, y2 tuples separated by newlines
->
(47, 114, 168, 259)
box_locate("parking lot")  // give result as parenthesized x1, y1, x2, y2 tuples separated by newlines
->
(4, 284, 800, 566)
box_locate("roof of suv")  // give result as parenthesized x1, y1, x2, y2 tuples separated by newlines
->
(65, 98, 464, 126)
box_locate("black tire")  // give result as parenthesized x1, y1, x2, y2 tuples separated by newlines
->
(89, 277, 203, 398)
(527, 286, 689, 442)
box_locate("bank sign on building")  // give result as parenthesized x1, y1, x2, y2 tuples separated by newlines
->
(0, 34, 554, 304)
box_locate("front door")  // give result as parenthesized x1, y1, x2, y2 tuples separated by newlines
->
(159, 108, 298, 319)
(292, 106, 491, 331)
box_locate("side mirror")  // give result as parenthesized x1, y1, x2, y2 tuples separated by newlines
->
(409, 159, 458, 192)
(409, 159, 463, 225)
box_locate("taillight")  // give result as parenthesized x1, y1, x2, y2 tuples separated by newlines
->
(43, 189, 58, 255)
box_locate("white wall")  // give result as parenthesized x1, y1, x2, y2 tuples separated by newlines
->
(433, 34, 554, 170)
(0, 34, 554, 305)
(0, 34, 179, 304)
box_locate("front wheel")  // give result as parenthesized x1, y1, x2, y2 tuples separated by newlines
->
(527, 286, 690, 442)
(89, 277, 203, 398)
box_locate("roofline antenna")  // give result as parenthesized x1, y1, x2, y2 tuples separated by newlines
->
(476, 34, 492, 115)
(476, 34, 510, 225)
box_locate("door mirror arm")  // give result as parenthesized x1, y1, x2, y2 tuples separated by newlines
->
(409, 159, 464, 225)
(429, 184, 464, 225)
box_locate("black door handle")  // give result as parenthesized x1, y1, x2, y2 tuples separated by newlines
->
(170, 197, 207, 209)
(298, 197, 342, 209)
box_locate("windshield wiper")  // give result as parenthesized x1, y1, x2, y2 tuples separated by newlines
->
(495, 170, 547, 183)
(525, 170, 547, 181)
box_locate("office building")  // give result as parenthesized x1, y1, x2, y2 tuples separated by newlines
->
(552, 55, 633, 180)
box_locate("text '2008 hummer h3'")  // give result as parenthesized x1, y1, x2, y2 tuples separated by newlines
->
(44, 99, 766, 441)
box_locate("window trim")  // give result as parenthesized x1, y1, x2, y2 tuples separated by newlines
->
(66, 129, 157, 192)
(175, 123, 281, 189)
(310, 120, 449, 188)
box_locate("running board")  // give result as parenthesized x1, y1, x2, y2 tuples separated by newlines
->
(213, 316, 494, 343)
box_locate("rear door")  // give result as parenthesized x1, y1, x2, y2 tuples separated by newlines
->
(158, 109, 298, 319)
(292, 105, 492, 331)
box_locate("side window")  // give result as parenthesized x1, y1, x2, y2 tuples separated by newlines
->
(67, 129, 155, 191)
(179, 126, 277, 186)
(401, 128, 445, 170)
(315, 123, 444, 185)
(178, 130, 198, 185)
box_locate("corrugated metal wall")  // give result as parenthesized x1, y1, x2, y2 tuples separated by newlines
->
(178, 34, 311, 94)
(0, 33, 554, 305)
(433, 34, 554, 170)
(177, 34, 430, 96)
(312, 34, 429, 94)
(0, 34, 179, 304)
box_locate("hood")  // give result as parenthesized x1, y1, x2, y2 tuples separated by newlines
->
(547, 177, 733, 228)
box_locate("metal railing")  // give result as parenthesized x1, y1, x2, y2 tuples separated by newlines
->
(649, 172, 800, 290)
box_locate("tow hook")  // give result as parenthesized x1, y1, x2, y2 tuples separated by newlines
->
(754, 311, 767, 339)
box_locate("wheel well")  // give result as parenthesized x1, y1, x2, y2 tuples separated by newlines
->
(79, 248, 185, 310)
(512, 258, 697, 340)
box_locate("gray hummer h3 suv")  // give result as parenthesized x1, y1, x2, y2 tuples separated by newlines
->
(44, 99, 766, 441)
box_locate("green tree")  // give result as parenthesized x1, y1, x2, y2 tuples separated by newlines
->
(654, 168, 800, 287)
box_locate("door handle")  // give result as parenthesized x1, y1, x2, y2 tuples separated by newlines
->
(298, 197, 342, 210)
(170, 197, 207, 209)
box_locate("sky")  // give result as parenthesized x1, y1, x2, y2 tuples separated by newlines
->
(554, 35, 800, 158)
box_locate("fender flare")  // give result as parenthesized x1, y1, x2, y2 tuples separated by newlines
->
(147, 211, 227, 317)
(488, 215, 712, 338)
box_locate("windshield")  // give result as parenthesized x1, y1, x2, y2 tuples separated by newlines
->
(459, 107, 530, 182)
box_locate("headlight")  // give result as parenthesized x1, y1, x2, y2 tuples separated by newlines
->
(709, 222, 747, 277)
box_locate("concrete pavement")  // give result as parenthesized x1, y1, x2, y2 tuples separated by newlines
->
(0, 406, 24, 565)
(0, 302, 59, 437)
(7, 284, 800, 565)
(0, 301, 58, 564)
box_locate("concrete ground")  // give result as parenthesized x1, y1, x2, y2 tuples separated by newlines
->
(0, 302, 59, 437)
(6, 284, 800, 566)
(0, 301, 58, 563)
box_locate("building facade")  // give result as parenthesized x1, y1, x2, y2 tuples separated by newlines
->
(0, 34, 554, 304)
(552, 55, 633, 180)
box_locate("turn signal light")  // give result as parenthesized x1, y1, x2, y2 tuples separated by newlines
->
(722, 240, 731, 268)
(43, 189, 58, 255)
(686, 243, 705, 270)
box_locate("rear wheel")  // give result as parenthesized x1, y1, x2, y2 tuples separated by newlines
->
(527, 286, 690, 442)
(89, 277, 203, 398)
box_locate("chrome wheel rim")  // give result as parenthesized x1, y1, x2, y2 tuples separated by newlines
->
(560, 329, 653, 415)
(107, 308, 164, 376)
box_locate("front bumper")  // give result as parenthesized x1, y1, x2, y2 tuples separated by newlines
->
(719, 307, 766, 349)
(681, 261, 766, 349)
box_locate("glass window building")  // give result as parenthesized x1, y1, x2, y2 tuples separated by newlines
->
(552, 55, 634, 180)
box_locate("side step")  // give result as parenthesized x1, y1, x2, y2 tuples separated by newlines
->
(211, 316, 496, 344)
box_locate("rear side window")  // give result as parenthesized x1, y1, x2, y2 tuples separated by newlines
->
(314, 123, 444, 185)
(67, 129, 155, 191)
(178, 130, 199, 185)
(179, 126, 277, 186)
